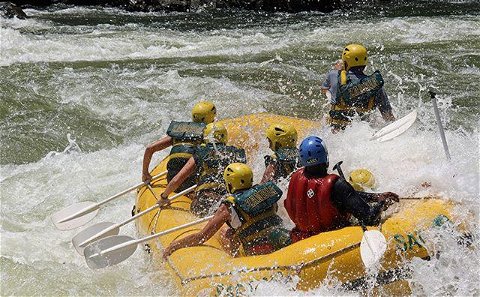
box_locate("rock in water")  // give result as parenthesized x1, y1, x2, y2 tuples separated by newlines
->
(0, 2, 27, 19)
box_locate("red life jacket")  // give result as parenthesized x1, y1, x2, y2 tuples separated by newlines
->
(284, 169, 349, 242)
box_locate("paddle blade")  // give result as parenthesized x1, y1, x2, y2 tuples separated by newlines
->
(360, 230, 387, 268)
(51, 202, 98, 230)
(371, 110, 417, 142)
(72, 222, 119, 255)
(84, 235, 137, 269)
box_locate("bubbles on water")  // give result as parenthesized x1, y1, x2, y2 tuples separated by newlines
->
(259, 54, 284, 67)
(405, 217, 480, 296)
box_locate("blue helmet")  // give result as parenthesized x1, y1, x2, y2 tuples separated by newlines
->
(299, 136, 329, 167)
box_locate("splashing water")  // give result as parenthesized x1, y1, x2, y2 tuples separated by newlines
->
(1, 4, 479, 296)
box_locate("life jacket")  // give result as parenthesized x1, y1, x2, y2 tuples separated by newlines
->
(284, 169, 350, 242)
(264, 147, 299, 181)
(194, 143, 246, 192)
(329, 70, 384, 129)
(165, 121, 205, 190)
(224, 182, 285, 256)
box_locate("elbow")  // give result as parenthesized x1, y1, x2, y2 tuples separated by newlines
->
(144, 145, 155, 155)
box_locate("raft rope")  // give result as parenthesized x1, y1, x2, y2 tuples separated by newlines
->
(149, 209, 161, 234)
(166, 241, 361, 285)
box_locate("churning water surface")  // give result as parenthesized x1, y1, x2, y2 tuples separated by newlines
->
(1, 1, 479, 295)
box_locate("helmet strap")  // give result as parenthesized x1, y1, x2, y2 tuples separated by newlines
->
(227, 183, 234, 194)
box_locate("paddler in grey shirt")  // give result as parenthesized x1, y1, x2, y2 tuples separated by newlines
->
(321, 59, 343, 103)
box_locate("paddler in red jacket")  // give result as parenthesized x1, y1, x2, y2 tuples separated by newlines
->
(284, 136, 399, 243)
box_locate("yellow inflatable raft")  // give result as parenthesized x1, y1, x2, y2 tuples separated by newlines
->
(135, 113, 461, 296)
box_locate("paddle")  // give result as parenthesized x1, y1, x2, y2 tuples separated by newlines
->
(333, 161, 388, 268)
(430, 91, 451, 160)
(370, 109, 417, 142)
(52, 171, 167, 230)
(360, 228, 387, 269)
(332, 161, 344, 178)
(401, 196, 435, 200)
(84, 214, 214, 269)
(72, 184, 197, 254)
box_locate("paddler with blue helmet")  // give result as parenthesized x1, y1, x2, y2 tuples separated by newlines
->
(325, 44, 396, 132)
(162, 163, 291, 259)
(142, 101, 216, 192)
(261, 123, 299, 183)
(284, 136, 399, 243)
(157, 122, 246, 217)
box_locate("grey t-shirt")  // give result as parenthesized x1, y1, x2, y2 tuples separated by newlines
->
(321, 70, 340, 103)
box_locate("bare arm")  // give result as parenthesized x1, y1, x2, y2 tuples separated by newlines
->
(261, 163, 276, 183)
(376, 88, 396, 122)
(332, 178, 399, 225)
(161, 157, 197, 199)
(381, 110, 396, 122)
(162, 204, 231, 259)
(331, 178, 384, 225)
(142, 135, 173, 182)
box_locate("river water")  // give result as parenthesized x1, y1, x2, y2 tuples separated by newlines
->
(1, 1, 479, 296)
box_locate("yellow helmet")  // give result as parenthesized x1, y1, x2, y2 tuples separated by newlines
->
(223, 163, 253, 194)
(203, 122, 228, 144)
(192, 101, 216, 124)
(349, 169, 376, 191)
(342, 44, 368, 71)
(266, 123, 298, 151)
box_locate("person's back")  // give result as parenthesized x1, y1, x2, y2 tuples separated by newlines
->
(158, 122, 246, 217)
(285, 137, 351, 242)
(262, 123, 299, 183)
(142, 101, 217, 189)
(286, 167, 350, 241)
(161, 163, 291, 259)
(328, 44, 395, 131)
(165, 120, 205, 191)
(341, 67, 391, 115)
(195, 143, 246, 187)
(223, 179, 289, 256)
(192, 126, 246, 216)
